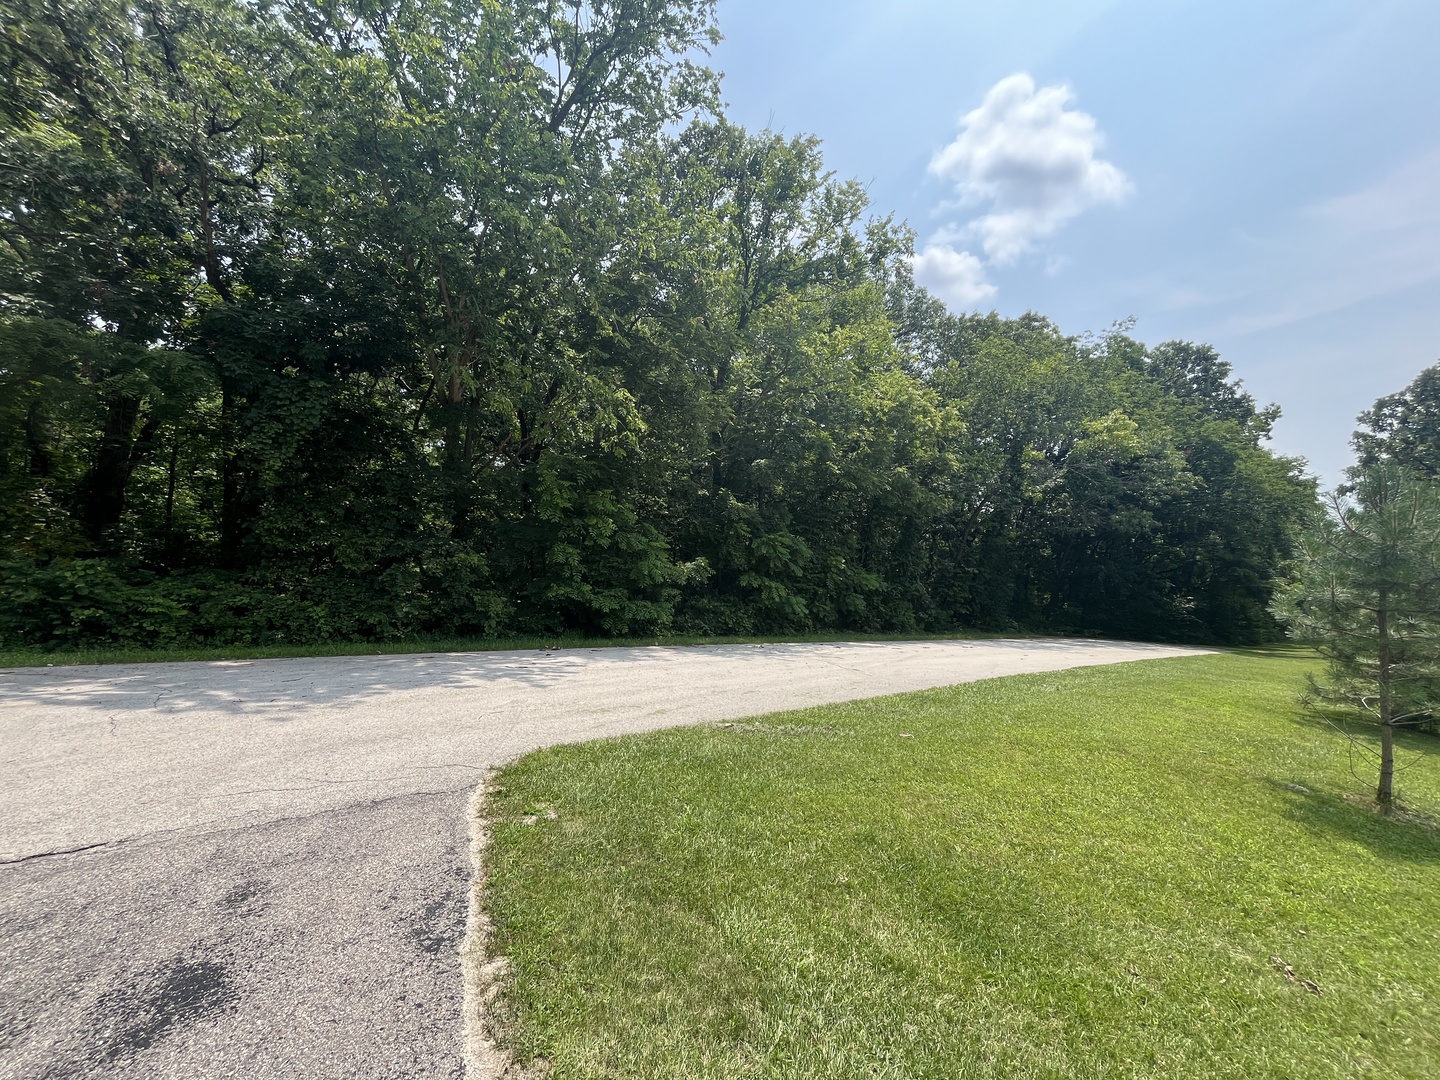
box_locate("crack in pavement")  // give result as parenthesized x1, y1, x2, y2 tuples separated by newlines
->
(1, 840, 116, 865)
(3, 787, 483, 868)
(3, 789, 472, 1079)
(290, 768, 484, 784)
(213, 783, 473, 800)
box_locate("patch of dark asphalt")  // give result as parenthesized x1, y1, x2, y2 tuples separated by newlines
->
(0, 791, 470, 1080)
(92, 955, 239, 1063)
(409, 864, 469, 959)
(217, 878, 271, 916)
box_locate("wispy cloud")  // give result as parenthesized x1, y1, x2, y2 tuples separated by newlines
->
(913, 73, 1129, 309)
(1308, 148, 1440, 240)
(1194, 149, 1440, 337)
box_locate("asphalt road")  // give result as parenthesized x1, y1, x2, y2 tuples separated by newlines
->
(0, 638, 1205, 1079)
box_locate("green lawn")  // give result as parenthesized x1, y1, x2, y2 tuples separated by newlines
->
(480, 651, 1440, 1079)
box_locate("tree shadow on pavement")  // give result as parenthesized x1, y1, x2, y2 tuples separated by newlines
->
(0, 638, 1183, 718)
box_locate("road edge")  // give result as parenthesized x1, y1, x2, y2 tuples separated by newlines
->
(463, 777, 514, 1079)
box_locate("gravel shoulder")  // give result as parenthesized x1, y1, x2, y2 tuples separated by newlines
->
(0, 638, 1206, 1079)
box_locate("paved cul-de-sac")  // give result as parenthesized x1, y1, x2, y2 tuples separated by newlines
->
(0, 638, 1204, 1079)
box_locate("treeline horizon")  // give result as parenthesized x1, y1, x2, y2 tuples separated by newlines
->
(0, 0, 1317, 650)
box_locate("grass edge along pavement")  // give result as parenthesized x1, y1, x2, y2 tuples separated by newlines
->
(474, 650, 1440, 1080)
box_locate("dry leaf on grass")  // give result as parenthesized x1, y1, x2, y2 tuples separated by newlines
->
(1270, 956, 1323, 995)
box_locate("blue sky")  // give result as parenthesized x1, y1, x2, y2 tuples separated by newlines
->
(707, 0, 1440, 485)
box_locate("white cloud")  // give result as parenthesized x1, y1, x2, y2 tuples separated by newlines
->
(929, 73, 1131, 264)
(911, 244, 997, 308)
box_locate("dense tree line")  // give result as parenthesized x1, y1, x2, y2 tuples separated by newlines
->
(0, 0, 1316, 649)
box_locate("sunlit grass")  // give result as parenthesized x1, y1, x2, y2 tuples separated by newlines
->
(482, 652, 1440, 1079)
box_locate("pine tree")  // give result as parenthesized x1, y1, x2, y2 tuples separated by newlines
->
(1271, 462, 1440, 805)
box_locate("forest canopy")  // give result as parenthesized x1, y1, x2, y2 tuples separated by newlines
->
(0, 0, 1318, 649)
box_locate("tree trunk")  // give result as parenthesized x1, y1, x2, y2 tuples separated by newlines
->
(1377, 720, 1395, 805)
(82, 394, 142, 550)
(163, 441, 179, 559)
(219, 380, 245, 567)
(1377, 592, 1395, 805)
(24, 401, 53, 477)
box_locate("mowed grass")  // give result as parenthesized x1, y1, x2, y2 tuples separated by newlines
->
(481, 651, 1440, 1079)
